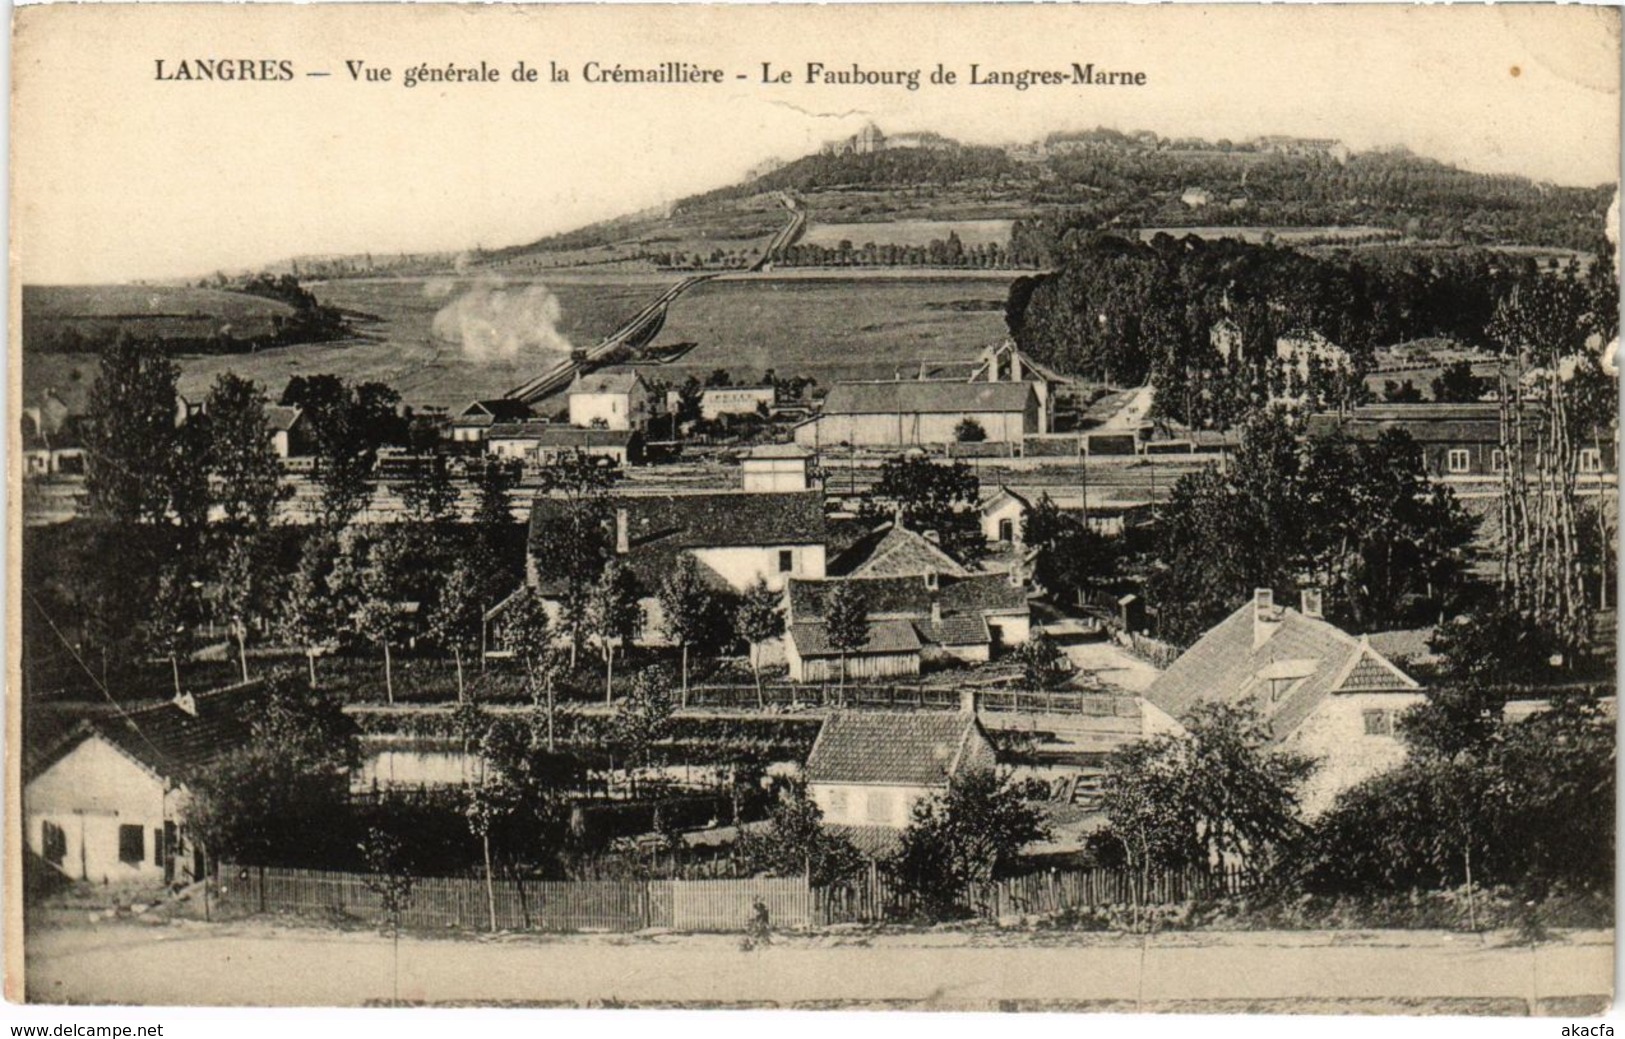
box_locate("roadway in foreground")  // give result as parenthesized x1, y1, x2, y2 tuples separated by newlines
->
(22, 917, 1612, 1013)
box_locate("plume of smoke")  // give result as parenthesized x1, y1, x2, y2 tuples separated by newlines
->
(430, 278, 574, 361)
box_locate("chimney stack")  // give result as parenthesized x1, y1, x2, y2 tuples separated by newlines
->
(1253, 588, 1280, 649)
(1300, 588, 1323, 619)
(614, 507, 629, 555)
(960, 688, 978, 716)
(930, 596, 942, 625)
(1009, 558, 1026, 589)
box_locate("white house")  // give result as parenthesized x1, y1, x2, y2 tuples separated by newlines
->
(512, 489, 828, 650)
(701, 385, 776, 421)
(568, 369, 651, 432)
(450, 399, 534, 443)
(1140, 589, 1426, 816)
(805, 699, 997, 836)
(264, 405, 312, 459)
(979, 486, 1032, 545)
(24, 683, 263, 885)
(486, 422, 637, 467)
(740, 444, 817, 493)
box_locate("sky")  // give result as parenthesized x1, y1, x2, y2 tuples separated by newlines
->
(11, 3, 1622, 284)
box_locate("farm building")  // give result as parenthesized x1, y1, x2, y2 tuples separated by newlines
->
(23, 682, 265, 885)
(795, 380, 1039, 450)
(568, 368, 652, 432)
(265, 405, 314, 459)
(805, 699, 997, 837)
(829, 522, 968, 579)
(486, 422, 638, 466)
(783, 570, 1030, 680)
(700, 385, 776, 421)
(1141, 589, 1426, 816)
(450, 398, 533, 443)
(1306, 403, 1616, 481)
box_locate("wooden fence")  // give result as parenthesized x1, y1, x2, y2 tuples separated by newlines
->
(216, 864, 811, 933)
(218, 861, 1246, 932)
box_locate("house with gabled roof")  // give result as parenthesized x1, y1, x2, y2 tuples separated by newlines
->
(783, 571, 1030, 680)
(451, 398, 534, 443)
(805, 697, 998, 846)
(829, 522, 969, 579)
(23, 682, 265, 884)
(1141, 589, 1426, 815)
(794, 380, 1039, 449)
(568, 368, 652, 432)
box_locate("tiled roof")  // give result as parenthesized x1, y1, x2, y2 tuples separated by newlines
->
(833, 524, 969, 579)
(805, 710, 996, 786)
(488, 423, 632, 447)
(458, 399, 533, 423)
(787, 573, 1027, 623)
(264, 405, 303, 433)
(571, 369, 644, 396)
(823, 824, 905, 859)
(821, 381, 1035, 416)
(914, 613, 991, 648)
(1143, 601, 1420, 740)
(788, 619, 922, 657)
(28, 683, 265, 784)
(745, 444, 814, 460)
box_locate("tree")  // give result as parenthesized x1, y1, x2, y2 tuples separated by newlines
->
(610, 666, 676, 796)
(868, 455, 984, 563)
(82, 334, 185, 526)
(139, 563, 203, 697)
(1430, 359, 1486, 403)
(735, 578, 785, 707)
(204, 372, 288, 532)
(887, 770, 1050, 921)
(1096, 701, 1314, 884)
(822, 581, 869, 696)
(348, 536, 415, 704)
(359, 826, 415, 1003)
(496, 586, 564, 750)
(530, 452, 616, 664)
(278, 532, 346, 687)
(1012, 631, 1071, 689)
(284, 375, 401, 530)
(657, 555, 714, 706)
(426, 554, 485, 701)
(733, 786, 864, 887)
(586, 559, 642, 702)
(399, 452, 459, 526)
(954, 417, 987, 443)
(209, 535, 273, 685)
(1022, 493, 1117, 602)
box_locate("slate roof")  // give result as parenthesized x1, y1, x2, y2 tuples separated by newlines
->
(821, 381, 1035, 416)
(1143, 600, 1420, 740)
(788, 619, 922, 657)
(805, 710, 997, 787)
(570, 369, 645, 396)
(831, 523, 969, 579)
(27, 682, 265, 784)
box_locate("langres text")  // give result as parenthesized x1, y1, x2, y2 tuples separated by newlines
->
(154, 59, 295, 81)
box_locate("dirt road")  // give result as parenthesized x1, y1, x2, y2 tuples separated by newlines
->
(22, 919, 1612, 1012)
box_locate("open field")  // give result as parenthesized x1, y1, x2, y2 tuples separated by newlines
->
(150, 274, 672, 409)
(23, 915, 1611, 1011)
(645, 274, 1015, 385)
(801, 218, 1014, 250)
(22, 284, 297, 349)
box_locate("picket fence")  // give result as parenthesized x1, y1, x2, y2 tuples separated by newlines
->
(216, 863, 811, 932)
(218, 861, 1247, 933)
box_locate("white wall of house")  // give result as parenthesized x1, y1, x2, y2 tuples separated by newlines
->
(982, 497, 1028, 544)
(1137, 699, 1185, 739)
(701, 387, 775, 421)
(570, 385, 650, 432)
(26, 737, 175, 883)
(809, 782, 939, 828)
(452, 425, 485, 443)
(1285, 691, 1426, 817)
(690, 544, 826, 593)
(795, 407, 1036, 448)
(741, 459, 812, 493)
(986, 613, 1031, 649)
(270, 430, 291, 459)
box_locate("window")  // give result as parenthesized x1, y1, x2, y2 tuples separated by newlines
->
(1579, 448, 1602, 474)
(778, 549, 794, 573)
(866, 791, 894, 824)
(1362, 709, 1394, 737)
(998, 518, 1014, 542)
(1446, 449, 1471, 474)
(118, 824, 145, 866)
(42, 821, 66, 866)
(153, 828, 165, 867)
(1490, 449, 1506, 473)
(827, 789, 849, 816)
